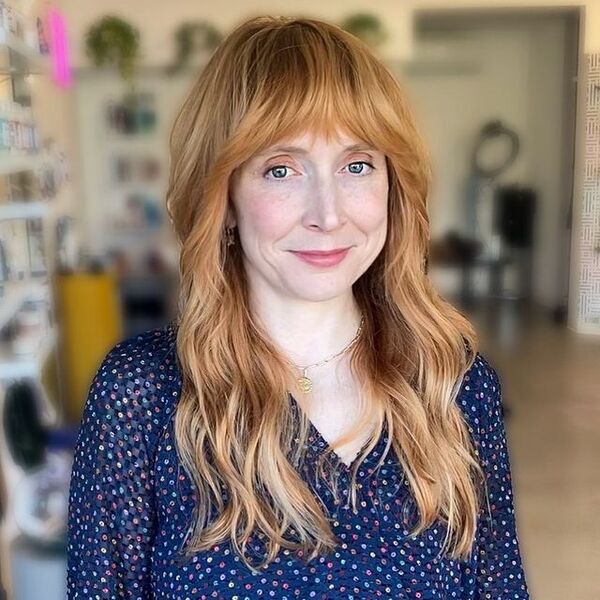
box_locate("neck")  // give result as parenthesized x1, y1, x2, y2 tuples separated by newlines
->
(249, 290, 363, 367)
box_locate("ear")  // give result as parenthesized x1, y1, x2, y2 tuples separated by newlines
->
(227, 173, 240, 228)
(225, 204, 237, 229)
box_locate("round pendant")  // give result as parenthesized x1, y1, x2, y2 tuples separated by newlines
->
(297, 376, 312, 394)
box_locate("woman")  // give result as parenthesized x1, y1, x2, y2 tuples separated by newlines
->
(67, 15, 530, 599)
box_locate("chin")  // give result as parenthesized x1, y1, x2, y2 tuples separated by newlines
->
(304, 290, 348, 302)
(285, 278, 353, 303)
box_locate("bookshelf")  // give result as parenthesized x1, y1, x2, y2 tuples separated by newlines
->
(0, 2, 72, 598)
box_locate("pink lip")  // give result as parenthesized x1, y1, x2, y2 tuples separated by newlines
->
(290, 247, 351, 267)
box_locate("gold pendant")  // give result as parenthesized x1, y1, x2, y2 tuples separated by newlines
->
(297, 376, 312, 394)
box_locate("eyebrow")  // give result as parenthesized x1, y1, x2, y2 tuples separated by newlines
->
(256, 143, 377, 157)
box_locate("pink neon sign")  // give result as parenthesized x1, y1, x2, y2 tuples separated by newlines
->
(47, 7, 71, 87)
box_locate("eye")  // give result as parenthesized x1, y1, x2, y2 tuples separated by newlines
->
(345, 161, 375, 176)
(264, 165, 293, 180)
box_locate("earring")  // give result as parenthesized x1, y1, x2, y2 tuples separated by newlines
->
(225, 226, 235, 246)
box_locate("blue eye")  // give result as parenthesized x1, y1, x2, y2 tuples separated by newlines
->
(265, 165, 291, 179)
(346, 161, 375, 175)
(264, 161, 375, 180)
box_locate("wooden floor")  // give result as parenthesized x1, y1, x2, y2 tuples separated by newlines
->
(464, 298, 600, 600)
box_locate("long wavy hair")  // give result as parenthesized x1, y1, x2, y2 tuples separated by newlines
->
(166, 14, 482, 573)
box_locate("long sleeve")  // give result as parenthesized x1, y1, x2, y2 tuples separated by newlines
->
(468, 355, 530, 599)
(66, 327, 179, 599)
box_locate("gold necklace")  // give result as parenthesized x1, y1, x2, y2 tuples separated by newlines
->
(289, 315, 365, 394)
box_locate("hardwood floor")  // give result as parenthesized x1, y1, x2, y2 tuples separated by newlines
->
(463, 298, 600, 600)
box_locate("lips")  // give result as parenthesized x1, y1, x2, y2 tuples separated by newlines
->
(289, 247, 351, 267)
(292, 248, 350, 256)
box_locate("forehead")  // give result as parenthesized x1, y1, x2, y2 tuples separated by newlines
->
(252, 129, 377, 159)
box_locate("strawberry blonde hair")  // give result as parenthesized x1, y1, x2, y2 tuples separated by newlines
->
(166, 14, 482, 573)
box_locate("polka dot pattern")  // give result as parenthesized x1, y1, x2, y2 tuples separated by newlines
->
(66, 324, 530, 598)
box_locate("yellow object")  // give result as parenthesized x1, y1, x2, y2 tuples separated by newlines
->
(40, 343, 61, 418)
(54, 271, 123, 424)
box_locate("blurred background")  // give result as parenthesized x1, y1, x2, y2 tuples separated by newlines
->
(0, 1, 598, 598)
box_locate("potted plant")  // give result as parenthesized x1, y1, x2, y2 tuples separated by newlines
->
(339, 13, 387, 48)
(85, 16, 140, 85)
(169, 21, 222, 73)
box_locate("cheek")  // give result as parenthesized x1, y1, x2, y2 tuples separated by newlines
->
(346, 182, 388, 232)
(237, 189, 297, 241)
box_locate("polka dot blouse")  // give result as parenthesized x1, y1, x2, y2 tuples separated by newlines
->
(66, 324, 530, 599)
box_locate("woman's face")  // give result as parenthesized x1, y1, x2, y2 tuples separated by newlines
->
(228, 130, 389, 303)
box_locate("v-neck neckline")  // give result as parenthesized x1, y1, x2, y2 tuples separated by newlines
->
(289, 393, 387, 472)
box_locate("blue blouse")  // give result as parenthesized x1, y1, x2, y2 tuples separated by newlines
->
(66, 324, 530, 599)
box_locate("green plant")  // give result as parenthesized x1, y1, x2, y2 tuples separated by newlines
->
(339, 13, 387, 48)
(85, 16, 140, 82)
(169, 21, 222, 73)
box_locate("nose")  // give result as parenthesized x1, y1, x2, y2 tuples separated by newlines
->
(302, 178, 346, 232)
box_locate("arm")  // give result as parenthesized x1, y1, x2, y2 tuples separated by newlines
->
(469, 355, 530, 599)
(66, 330, 177, 599)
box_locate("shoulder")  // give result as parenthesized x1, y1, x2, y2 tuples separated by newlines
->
(96, 321, 179, 379)
(81, 322, 182, 442)
(91, 322, 180, 394)
(455, 351, 504, 440)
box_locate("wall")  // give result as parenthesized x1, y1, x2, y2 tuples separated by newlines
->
(52, 1, 600, 62)
(43, 0, 600, 331)
(404, 14, 572, 309)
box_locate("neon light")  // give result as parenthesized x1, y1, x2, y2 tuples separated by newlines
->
(48, 7, 71, 87)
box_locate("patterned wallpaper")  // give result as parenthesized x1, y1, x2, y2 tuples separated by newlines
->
(580, 53, 600, 329)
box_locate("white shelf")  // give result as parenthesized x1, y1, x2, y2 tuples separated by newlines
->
(0, 14, 62, 600)
(0, 194, 70, 221)
(0, 152, 43, 175)
(105, 135, 163, 155)
(110, 181, 163, 194)
(0, 200, 49, 220)
(0, 26, 47, 73)
(0, 325, 56, 380)
(0, 279, 48, 331)
(105, 132, 160, 143)
(75, 70, 193, 256)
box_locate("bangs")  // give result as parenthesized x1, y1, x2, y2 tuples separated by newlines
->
(228, 20, 402, 163)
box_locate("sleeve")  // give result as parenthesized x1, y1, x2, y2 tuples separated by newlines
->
(66, 343, 164, 599)
(470, 357, 530, 599)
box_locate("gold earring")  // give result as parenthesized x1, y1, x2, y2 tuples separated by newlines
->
(225, 226, 235, 246)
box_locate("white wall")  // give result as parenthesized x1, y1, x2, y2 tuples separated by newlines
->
(52, 0, 600, 63)
(404, 14, 571, 308)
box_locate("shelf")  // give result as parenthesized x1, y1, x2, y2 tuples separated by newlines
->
(0, 279, 48, 331)
(106, 225, 164, 236)
(105, 132, 160, 143)
(0, 152, 43, 175)
(0, 11, 61, 600)
(110, 181, 163, 194)
(105, 136, 164, 155)
(0, 195, 70, 221)
(0, 27, 48, 74)
(0, 324, 56, 380)
(0, 200, 49, 220)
